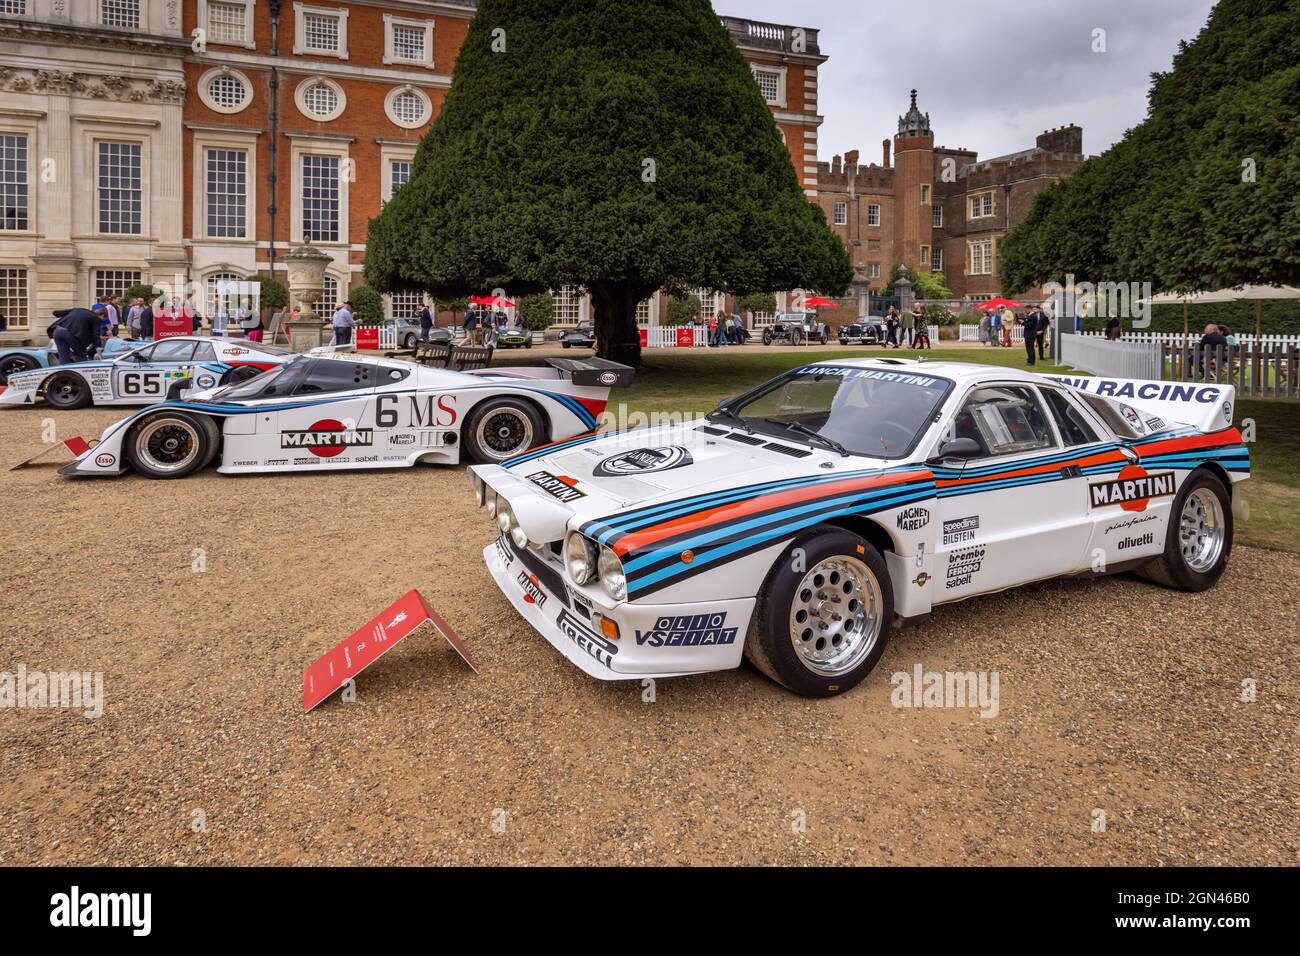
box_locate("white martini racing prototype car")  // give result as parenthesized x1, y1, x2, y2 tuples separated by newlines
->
(58, 352, 632, 479)
(471, 359, 1249, 697)
(0, 337, 293, 410)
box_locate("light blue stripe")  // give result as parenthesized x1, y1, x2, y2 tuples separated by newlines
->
(628, 487, 934, 593)
(623, 481, 934, 574)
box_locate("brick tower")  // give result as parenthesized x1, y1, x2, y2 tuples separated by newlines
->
(893, 90, 935, 271)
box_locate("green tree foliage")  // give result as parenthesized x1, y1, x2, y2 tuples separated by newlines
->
(363, 0, 852, 363)
(350, 286, 385, 325)
(1000, 0, 1300, 294)
(517, 292, 555, 331)
(882, 264, 951, 299)
(252, 275, 289, 312)
(665, 293, 702, 326)
(736, 291, 778, 315)
(123, 282, 163, 306)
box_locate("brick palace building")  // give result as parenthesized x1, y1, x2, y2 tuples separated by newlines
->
(815, 90, 1085, 304)
(0, 1, 826, 338)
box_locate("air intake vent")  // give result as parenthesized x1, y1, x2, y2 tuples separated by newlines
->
(699, 426, 728, 436)
(726, 432, 766, 446)
(764, 442, 813, 458)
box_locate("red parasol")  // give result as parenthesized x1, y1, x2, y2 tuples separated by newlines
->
(468, 295, 517, 308)
(797, 296, 839, 308)
(977, 297, 1025, 310)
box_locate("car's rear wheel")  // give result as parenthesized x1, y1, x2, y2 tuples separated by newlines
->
(745, 526, 893, 697)
(43, 372, 92, 409)
(1136, 470, 1233, 591)
(463, 398, 546, 464)
(125, 411, 214, 479)
(0, 354, 40, 384)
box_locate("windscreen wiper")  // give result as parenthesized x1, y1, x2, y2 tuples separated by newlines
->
(709, 405, 755, 434)
(763, 418, 850, 457)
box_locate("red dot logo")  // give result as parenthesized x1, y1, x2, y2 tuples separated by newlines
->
(308, 419, 347, 458)
(1118, 464, 1151, 512)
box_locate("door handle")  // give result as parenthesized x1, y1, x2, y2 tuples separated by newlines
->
(1060, 465, 1082, 478)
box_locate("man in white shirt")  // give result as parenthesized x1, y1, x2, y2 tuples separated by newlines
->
(332, 301, 355, 346)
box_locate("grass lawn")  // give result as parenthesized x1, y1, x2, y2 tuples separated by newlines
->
(545, 344, 1300, 554)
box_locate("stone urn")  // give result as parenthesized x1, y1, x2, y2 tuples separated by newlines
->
(282, 241, 333, 352)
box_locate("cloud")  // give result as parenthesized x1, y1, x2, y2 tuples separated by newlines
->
(722, 0, 1216, 161)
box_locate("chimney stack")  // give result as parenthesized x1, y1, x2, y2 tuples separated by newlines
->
(882, 139, 891, 168)
(832, 154, 842, 175)
(844, 149, 859, 171)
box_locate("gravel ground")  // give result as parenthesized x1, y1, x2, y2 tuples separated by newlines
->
(0, 404, 1296, 866)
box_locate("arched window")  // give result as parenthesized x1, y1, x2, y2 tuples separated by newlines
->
(205, 272, 244, 319)
(319, 274, 340, 316)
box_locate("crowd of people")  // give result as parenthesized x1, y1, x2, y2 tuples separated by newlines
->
(882, 303, 933, 349)
(977, 304, 1053, 365)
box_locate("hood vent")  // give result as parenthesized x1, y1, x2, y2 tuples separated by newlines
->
(764, 442, 813, 458)
(726, 432, 766, 446)
(699, 425, 728, 436)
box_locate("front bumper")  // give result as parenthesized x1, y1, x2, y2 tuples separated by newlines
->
(483, 536, 752, 681)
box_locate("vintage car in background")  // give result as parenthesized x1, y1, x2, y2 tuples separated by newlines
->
(0, 337, 293, 409)
(762, 313, 829, 346)
(496, 327, 535, 349)
(560, 325, 597, 349)
(837, 317, 888, 346)
(0, 337, 142, 385)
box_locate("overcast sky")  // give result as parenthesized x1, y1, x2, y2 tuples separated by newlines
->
(722, 0, 1217, 162)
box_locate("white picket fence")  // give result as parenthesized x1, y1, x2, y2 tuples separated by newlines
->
(378, 322, 398, 349)
(960, 323, 1025, 344)
(1075, 330, 1300, 348)
(1057, 333, 1163, 380)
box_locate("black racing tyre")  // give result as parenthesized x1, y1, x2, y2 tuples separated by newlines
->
(463, 398, 547, 464)
(0, 353, 40, 384)
(125, 411, 215, 479)
(43, 372, 93, 410)
(220, 365, 262, 386)
(195, 414, 222, 470)
(745, 526, 894, 698)
(1136, 470, 1233, 591)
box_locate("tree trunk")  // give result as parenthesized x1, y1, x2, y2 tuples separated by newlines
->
(589, 282, 644, 367)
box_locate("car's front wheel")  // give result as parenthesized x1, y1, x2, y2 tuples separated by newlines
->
(762, 329, 773, 346)
(403, 333, 417, 349)
(1137, 470, 1233, 591)
(125, 411, 217, 479)
(463, 398, 546, 464)
(43, 372, 92, 409)
(745, 526, 893, 697)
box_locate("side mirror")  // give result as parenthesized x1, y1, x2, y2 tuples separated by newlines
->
(930, 437, 981, 462)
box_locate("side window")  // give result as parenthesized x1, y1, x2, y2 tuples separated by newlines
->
(1041, 388, 1101, 446)
(151, 340, 197, 362)
(191, 342, 218, 362)
(292, 360, 373, 395)
(952, 385, 1056, 458)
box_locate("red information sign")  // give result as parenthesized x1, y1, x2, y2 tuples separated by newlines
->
(675, 326, 695, 348)
(355, 327, 380, 350)
(153, 308, 193, 340)
(302, 589, 478, 712)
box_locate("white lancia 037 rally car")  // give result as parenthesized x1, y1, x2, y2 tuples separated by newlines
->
(471, 359, 1249, 698)
(57, 352, 632, 479)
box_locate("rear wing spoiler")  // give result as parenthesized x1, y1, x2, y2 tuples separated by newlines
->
(1048, 375, 1236, 433)
(545, 356, 636, 388)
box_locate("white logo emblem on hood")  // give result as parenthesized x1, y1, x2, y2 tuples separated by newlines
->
(594, 445, 693, 477)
